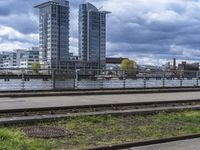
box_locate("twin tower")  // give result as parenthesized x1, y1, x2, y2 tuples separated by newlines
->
(35, 0, 110, 70)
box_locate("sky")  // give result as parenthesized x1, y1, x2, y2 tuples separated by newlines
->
(1, 0, 200, 65)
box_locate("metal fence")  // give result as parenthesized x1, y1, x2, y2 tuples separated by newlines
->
(0, 68, 199, 91)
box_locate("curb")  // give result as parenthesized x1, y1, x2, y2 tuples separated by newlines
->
(1, 99, 200, 113)
(86, 134, 200, 150)
(0, 87, 200, 98)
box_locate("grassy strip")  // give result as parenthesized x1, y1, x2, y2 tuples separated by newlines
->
(1, 111, 200, 150)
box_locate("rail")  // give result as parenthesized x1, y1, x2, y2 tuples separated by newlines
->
(0, 68, 199, 91)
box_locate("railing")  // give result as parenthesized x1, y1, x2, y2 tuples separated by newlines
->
(0, 68, 199, 91)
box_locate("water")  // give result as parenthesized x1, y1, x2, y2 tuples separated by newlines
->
(0, 78, 196, 91)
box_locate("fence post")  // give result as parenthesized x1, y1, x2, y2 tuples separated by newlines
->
(101, 78, 104, 89)
(21, 69, 25, 91)
(74, 73, 76, 89)
(144, 72, 146, 88)
(75, 69, 80, 89)
(197, 72, 199, 87)
(123, 77, 126, 89)
(180, 73, 183, 87)
(162, 73, 165, 88)
(122, 71, 126, 89)
(52, 70, 56, 89)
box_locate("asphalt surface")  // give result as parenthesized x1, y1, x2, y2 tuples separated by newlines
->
(128, 138, 200, 150)
(0, 91, 200, 110)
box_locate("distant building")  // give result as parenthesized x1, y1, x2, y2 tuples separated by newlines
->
(3, 49, 27, 68)
(35, 0, 70, 70)
(0, 52, 13, 68)
(69, 53, 79, 61)
(164, 61, 171, 71)
(79, 2, 110, 69)
(106, 57, 127, 64)
(137, 65, 165, 78)
(20, 47, 40, 69)
(106, 57, 127, 70)
(178, 61, 199, 77)
(173, 58, 176, 70)
(178, 61, 199, 71)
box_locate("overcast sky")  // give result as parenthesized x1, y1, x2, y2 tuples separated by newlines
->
(1, 0, 200, 65)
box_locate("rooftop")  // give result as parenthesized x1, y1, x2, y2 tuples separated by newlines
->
(80, 2, 111, 14)
(34, 0, 68, 8)
(106, 57, 128, 64)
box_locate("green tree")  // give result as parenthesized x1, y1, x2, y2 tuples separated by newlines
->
(175, 69, 183, 78)
(32, 63, 41, 74)
(120, 59, 137, 77)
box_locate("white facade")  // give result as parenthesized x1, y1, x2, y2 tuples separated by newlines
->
(0, 52, 12, 68)
(3, 49, 27, 68)
(20, 47, 40, 69)
(0, 47, 39, 69)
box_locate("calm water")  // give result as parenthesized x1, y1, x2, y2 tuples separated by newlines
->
(0, 78, 198, 91)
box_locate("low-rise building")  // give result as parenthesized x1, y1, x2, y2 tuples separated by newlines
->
(20, 47, 40, 69)
(3, 49, 27, 68)
(106, 57, 127, 70)
(69, 53, 79, 61)
(0, 52, 13, 68)
(178, 61, 199, 77)
(178, 61, 199, 71)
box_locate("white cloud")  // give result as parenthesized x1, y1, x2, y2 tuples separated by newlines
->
(135, 57, 168, 66)
(0, 41, 34, 51)
(0, 25, 38, 43)
(1, 0, 200, 66)
(0, 25, 38, 51)
(69, 37, 78, 55)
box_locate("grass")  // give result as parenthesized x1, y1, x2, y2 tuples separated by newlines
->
(2, 111, 200, 149)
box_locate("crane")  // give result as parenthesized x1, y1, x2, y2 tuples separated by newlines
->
(98, 6, 103, 10)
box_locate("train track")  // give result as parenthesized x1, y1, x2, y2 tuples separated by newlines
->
(1, 99, 200, 150)
(1, 99, 200, 125)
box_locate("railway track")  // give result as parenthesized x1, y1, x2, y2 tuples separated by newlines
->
(2, 99, 200, 150)
(1, 99, 200, 125)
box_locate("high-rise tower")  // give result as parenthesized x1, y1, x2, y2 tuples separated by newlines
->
(79, 3, 110, 69)
(35, 0, 69, 70)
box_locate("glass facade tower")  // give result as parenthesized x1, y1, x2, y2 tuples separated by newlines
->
(79, 3, 110, 69)
(35, 0, 69, 70)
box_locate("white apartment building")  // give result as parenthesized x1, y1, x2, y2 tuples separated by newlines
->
(0, 52, 13, 68)
(0, 47, 39, 69)
(20, 47, 40, 69)
(3, 49, 27, 68)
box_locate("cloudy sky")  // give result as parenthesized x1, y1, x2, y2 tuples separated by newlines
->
(1, 0, 200, 65)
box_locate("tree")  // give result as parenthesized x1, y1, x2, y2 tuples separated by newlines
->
(120, 59, 137, 77)
(174, 69, 184, 78)
(32, 63, 41, 74)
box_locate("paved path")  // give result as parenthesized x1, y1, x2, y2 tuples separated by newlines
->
(0, 91, 200, 110)
(128, 138, 200, 150)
